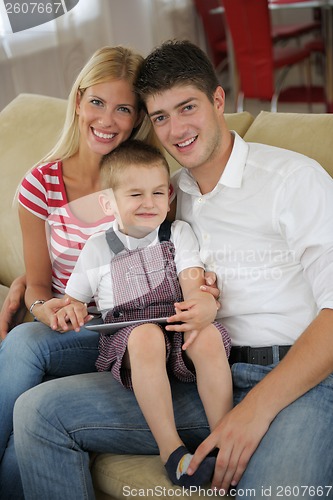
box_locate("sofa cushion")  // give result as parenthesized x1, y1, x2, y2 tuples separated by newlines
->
(243, 111, 333, 176)
(91, 453, 206, 499)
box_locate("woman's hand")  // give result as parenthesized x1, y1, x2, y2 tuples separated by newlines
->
(52, 299, 92, 333)
(30, 297, 76, 330)
(0, 275, 27, 340)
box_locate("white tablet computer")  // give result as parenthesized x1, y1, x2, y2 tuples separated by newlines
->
(85, 317, 169, 334)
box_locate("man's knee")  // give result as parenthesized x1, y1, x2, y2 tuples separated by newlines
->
(14, 383, 52, 436)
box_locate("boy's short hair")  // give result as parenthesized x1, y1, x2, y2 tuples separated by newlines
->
(100, 139, 170, 190)
(135, 39, 220, 106)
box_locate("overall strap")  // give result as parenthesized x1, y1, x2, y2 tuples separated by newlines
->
(105, 228, 125, 255)
(158, 219, 172, 242)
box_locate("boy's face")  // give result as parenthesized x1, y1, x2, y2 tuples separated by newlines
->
(102, 163, 170, 238)
(145, 84, 225, 173)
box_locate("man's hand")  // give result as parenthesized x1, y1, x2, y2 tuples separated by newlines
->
(0, 275, 27, 339)
(201, 271, 221, 308)
(187, 398, 271, 493)
(166, 291, 218, 341)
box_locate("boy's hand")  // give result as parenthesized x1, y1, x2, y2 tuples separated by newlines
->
(51, 300, 92, 332)
(166, 291, 218, 338)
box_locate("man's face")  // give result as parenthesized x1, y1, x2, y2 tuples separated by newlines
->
(145, 85, 225, 173)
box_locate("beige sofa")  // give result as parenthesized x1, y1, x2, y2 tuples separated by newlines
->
(1, 94, 333, 499)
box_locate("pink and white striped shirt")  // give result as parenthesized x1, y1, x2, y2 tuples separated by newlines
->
(18, 161, 112, 297)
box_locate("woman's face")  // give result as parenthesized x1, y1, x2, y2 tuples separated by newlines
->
(76, 79, 141, 158)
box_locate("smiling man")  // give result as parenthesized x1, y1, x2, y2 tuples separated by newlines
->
(135, 39, 333, 497)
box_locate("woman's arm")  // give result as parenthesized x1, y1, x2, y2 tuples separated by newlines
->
(19, 204, 64, 327)
(19, 204, 53, 306)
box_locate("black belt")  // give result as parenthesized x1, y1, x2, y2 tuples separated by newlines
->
(229, 345, 291, 366)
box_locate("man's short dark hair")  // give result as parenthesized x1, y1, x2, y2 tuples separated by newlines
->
(135, 39, 220, 106)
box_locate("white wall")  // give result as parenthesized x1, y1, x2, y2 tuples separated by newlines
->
(106, 0, 155, 56)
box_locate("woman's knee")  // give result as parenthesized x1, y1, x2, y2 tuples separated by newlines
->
(1, 322, 52, 359)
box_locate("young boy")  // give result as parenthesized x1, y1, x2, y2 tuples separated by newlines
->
(54, 139, 232, 488)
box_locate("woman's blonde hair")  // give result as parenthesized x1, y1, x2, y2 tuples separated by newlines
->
(42, 45, 151, 163)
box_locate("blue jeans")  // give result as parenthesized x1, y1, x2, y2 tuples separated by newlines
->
(13, 362, 333, 500)
(0, 320, 100, 499)
(232, 363, 333, 499)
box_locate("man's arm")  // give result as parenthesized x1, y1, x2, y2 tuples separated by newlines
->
(0, 274, 27, 339)
(188, 307, 333, 492)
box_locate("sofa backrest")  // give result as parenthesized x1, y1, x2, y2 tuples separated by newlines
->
(0, 94, 67, 286)
(243, 111, 333, 177)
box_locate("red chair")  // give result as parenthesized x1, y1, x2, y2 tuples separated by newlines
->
(193, 0, 228, 73)
(222, 0, 317, 111)
(193, 0, 320, 85)
(271, 20, 321, 45)
(269, 0, 321, 45)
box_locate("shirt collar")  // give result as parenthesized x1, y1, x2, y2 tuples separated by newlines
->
(113, 220, 159, 250)
(219, 132, 249, 188)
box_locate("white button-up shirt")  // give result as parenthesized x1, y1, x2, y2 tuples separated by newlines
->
(172, 132, 333, 346)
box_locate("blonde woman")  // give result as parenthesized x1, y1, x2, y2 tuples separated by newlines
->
(0, 45, 149, 499)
